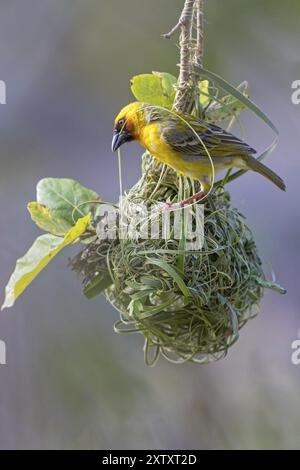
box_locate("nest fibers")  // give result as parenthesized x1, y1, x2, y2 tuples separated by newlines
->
(71, 153, 284, 365)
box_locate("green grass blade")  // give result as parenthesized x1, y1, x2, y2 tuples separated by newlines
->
(146, 258, 190, 297)
(197, 66, 279, 135)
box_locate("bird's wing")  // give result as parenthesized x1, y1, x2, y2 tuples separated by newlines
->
(161, 118, 256, 157)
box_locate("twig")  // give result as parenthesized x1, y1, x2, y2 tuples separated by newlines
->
(162, 22, 182, 40)
(163, 0, 196, 113)
(193, 0, 205, 117)
(194, 0, 204, 68)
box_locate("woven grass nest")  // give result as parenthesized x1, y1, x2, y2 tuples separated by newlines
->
(71, 153, 284, 365)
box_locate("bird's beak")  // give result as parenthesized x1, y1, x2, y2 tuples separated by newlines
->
(111, 130, 130, 152)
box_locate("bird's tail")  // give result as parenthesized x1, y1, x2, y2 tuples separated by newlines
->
(243, 155, 286, 191)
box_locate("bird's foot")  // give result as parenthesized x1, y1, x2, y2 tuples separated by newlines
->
(164, 190, 208, 210)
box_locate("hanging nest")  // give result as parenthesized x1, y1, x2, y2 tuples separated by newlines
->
(71, 153, 284, 365)
(1, 3, 286, 364)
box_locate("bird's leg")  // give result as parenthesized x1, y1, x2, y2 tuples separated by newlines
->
(165, 189, 207, 210)
(165, 177, 210, 210)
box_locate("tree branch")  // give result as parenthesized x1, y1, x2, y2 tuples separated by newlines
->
(194, 0, 204, 68)
(163, 0, 196, 113)
(192, 0, 205, 117)
(162, 21, 182, 40)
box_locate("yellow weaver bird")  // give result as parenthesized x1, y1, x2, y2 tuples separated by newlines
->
(112, 102, 286, 206)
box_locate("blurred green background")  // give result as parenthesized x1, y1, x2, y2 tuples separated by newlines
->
(0, 0, 299, 449)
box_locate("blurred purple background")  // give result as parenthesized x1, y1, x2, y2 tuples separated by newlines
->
(0, 0, 299, 449)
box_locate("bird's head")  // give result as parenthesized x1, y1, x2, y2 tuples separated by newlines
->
(112, 102, 145, 152)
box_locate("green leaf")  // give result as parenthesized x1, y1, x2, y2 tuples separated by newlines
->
(206, 81, 249, 123)
(83, 273, 113, 299)
(131, 72, 177, 109)
(2, 213, 91, 310)
(199, 80, 210, 108)
(197, 66, 279, 186)
(27, 202, 72, 236)
(153, 71, 177, 98)
(36, 178, 99, 227)
(197, 66, 278, 135)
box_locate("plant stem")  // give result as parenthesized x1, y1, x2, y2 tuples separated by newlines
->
(194, 0, 204, 68)
(163, 0, 196, 114)
(193, 0, 205, 117)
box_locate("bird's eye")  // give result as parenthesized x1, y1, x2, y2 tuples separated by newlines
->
(118, 118, 125, 128)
